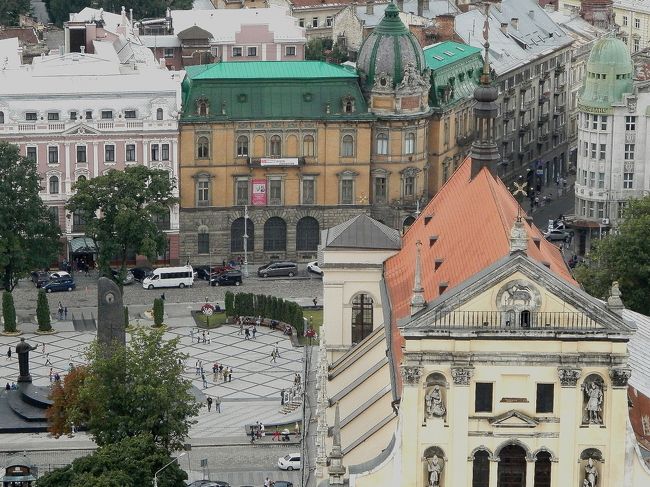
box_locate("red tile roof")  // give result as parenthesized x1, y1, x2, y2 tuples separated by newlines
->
(384, 158, 576, 390)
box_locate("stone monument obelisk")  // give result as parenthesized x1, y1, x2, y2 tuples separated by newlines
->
(97, 277, 126, 354)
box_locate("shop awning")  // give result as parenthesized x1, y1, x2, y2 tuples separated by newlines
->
(69, 237, 97, 253)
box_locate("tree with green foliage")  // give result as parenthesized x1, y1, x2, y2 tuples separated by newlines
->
(2, 291, 17, 333)
(66, 165, 177, 290)
(0, 143, 61, 292)
(35, 434, 187, 487)
(153, 298, 164, 327)
(0, 0, 30, 26)
(574, 196, 650, 315)
(305, 38, 326, 61)
(71, 329, 198, 451)
(36, 290, 51, 332)
(225, 291, 234, 317)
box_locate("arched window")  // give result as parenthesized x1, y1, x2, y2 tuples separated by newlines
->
(270, 135, 282, 157)
(237, 135, 249, 157)
(497, 445, 527, 487)
(197, 230, 209, 254)
(471, 450, 490, 487)
(231, 217, 254, 252)
(344, 99, 354, 113)
(197, 99, 209, 116)
(197, 136, 209, 159)
(534, 451, 552, 487)
(303, 135, 315, 157)
(77, 175, 87, 183)
(264, 217, 287, 251)
(376, 133, 388, 155)
(341, 135, 354, 157)
(405, 132, 416, 154)
(49, 176, 59, 194)
(296, 217, 319, 251)
(0, 111, 4, 124)
(352, 294, 373, 344)
(156, 108, 163, 120)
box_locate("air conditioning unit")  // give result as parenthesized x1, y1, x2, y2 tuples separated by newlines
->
(601, 218, 610, 225)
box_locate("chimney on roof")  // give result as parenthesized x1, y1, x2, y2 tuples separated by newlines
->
(435, 14, 455, 42)
(328, 403, 346, 484)
(606, 281, 625, 316)
(511, 17, 519, 30)
(500, 22, 508, 34)
(366, 0, 374, 16)
(410, 240, 427, 316)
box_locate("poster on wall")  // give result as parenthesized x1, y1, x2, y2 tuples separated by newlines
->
(252, 179, 267, 205)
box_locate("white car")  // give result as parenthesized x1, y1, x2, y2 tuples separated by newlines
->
(278, 453, 301, 471)
(306, 261, 323, 276)
(49, 270, 71, 279)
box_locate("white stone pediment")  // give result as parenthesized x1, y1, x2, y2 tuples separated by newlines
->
(489, 410, 538, 428)
(62, 123, 101, 135)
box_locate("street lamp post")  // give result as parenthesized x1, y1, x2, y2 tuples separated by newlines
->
(243, 205, 249, 278)
(153, 452, 186, 487)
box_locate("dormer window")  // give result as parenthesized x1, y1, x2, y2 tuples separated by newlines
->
(342, 96, 355, 113)
(196, 97, 209, 116)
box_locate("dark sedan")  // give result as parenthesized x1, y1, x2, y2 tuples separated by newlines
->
(31, 271, 50, 288)
(129, 267, 153, 282)
(42, 278, 76, 293)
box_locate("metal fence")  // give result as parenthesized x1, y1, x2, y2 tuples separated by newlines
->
(426, 311, 600, 331)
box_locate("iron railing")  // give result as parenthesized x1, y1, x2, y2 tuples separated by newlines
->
(424, 311, 600, 331)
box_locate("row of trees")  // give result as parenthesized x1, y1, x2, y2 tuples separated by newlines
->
(224, 291, 305, 335)
(41, 329, 197, 485)
(3, 289, 51, 333)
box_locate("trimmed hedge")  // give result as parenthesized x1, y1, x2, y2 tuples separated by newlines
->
(36, 290, 51, 332)
(2, 291, 16, 332)
(153, 298, 164, 327)
(228, 292, 304, 336)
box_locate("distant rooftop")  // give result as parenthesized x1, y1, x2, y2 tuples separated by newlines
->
(185, 60, 358, 80)
(423, 41, 482, 71)
(322, 214, 401, 250)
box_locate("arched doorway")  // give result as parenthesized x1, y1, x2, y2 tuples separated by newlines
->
(231, 218, 254, 252)
(497, 444, 527, 487)
(264, 217, 287, 251)
(296, 217, 319, 251)
(472, 450, 490, 487)
(351, 293, 373, 344)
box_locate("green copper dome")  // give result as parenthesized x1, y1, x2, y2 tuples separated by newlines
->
(579, 36, 633, 109)
(356, 3, 425, 88)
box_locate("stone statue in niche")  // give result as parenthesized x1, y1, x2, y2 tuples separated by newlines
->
(583, 457, 598, 487)
(425, 385, 446, 418)
(583, 381, 603, 424)
(425, 454, 443, 487)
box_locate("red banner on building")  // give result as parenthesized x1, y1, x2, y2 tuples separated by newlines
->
(252, 179, 267, 206)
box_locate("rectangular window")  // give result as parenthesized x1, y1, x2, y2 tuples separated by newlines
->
(634, 38, 640, 52)
(590, 143, 596, 159)
(625, 116, 636, 131)
(49, 206, 60, 226)
(374, 176, 387, 203)
(105, 144, 115, 162)
(48, 146, 58, 164)
(151, 144, 159, 161)
(76, 145, 87, 163)
(26, 146, 37, 162)
(247, 46, 257, 57)
(475, 383, 493, 413)
(232, 46, 243, 57)
(635, 18, 641, 29)
(298, 18, 304, 27)
(161, 143, 170, 161)
(236, 179, 249, 205)
(625, 143, 635, 160)
(126, 144, 136, 162)
(588, 201, 595, 218)
(341, 179, 353, 204)
(26, 112, 37, 121)
(583, 113, 589, 129)
(583, 141, 588, 157)
(197, 180, 210, 206)
(285, 45, 296, 56)
(597, 202, 605, 218)
(101, 110, 113, 119)
(312, 17, 319, 28)
(623, 15, 628, 26)
(302, 178, 315, 205)
(163, 48, 174, 58)
(600, 115, 607, 130)
(124, 110, 136, 119)
(85, 110, 93, 120)
(536, 384, 554, 413)
(47, 112, 59, 121)
(589, 171, 596, 187)
(197, 232, 209, 254)
(624, 172, 634, 189)
(403, 176, 415, 197)
(269, 178, 283, 205)
(591, 116, 598, 130)
(599, 144, 606, 160)
(326, 16, 333, 27)
(70, 111, 77, 121)
(598, 172, 605, 189)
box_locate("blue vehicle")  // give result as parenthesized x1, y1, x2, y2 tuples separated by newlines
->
(42, 277, 76, 293)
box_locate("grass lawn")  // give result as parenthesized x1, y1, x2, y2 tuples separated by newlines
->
(193, 312, 228, 329)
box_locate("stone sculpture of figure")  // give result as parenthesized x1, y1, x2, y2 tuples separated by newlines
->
(584, 458, 598, 487)
(16, 338, 38, 383)
(426, 454, 443, 487)
(584, 381, 603, 424)
(425, 385, 446, 418)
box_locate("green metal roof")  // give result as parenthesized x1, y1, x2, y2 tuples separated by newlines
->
(423, 41, 482, 71)
(374, 3, 409, 35)
(181, 61, 373, 121)
(185, 61, 358, 81)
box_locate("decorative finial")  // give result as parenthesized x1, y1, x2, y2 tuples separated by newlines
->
(411, 240, 426, 316)
(328, 402, 346, 484)
(607, 281, 625, 315)
(480, 4, 491, 86)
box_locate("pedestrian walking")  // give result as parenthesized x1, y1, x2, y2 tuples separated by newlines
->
(250, 426, 256, 443)
(245, 328, 251, 340)
(6, 347, 11, 360)
(58, 302, 63, 320)
(222, 368, 228, 382)
(271, 349, 277, 363)
(252, 326, 257, 339)
(256, 315, 261, 328)
(71, 422, 76, 434)
(228, 368, 232, 382)
(265, 477, 271, 487)
(259, 422, 265, 437)
(202, 331, 206, 344)
(195, 360, 200, 376)
(272, 430, 281, 441)
(45, 353, 52, 366)
(238, 317, 243, 335)
(313, 297, 318, 307)
(207, 331, 211, 344)
(206, 396, 213, 412)
(274, 343, 280, 358)
(54, 373, 60, 382)
(201, 373, 208, 389)
(41, 343, 45, 354)
(190, 329, 195, 341)
(215, 396, 221, 413)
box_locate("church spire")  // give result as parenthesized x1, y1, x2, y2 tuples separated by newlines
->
(470, 5, 501, 179)
(410, 240, 426, 316)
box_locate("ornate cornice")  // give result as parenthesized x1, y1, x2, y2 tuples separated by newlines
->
(401, 366, 422, 386)
(609, 366, 632, 388)
(557, 367, 581, 387)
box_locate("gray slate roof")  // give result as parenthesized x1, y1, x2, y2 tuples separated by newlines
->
(626, 309, 650, 398)
(321, 214, 401, 250)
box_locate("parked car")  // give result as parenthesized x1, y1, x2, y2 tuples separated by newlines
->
(272, 482, 294, 487)
(43, 277, 76, 293)
(257, 262, 298, 278)
(194, 265, 212, 281)
(210, 270, 242, 286)
(277, 453, 301, 471)
(129, 267, 153, 282)
(187, 481, 230, 487)
(306, 261, 323, 276)
(49, 270, 71, 280)
(544, 228, 574, 242)
(110, 269, 135, 285)
(31, 271, 50, 288)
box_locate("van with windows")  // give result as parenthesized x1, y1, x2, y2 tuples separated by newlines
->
(257, 261, 298, 278)
(142, 265, 194, 289)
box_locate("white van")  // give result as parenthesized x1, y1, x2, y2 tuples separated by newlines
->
(142, 265, 194, 289)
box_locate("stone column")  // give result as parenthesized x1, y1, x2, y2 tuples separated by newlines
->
(400, 366, 422, 486)
(488, 457, 498, 487)
(557, 366, 581, 484)
(449, 366, 473, 487)
(609, 366, 632, 483)
(92, 141, 99, 177)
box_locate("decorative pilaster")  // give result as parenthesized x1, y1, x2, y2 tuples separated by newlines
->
(451, 366, 474, 386)
(557, 367, 581, 387)
(609, 366, 632, 388)
(401, 366, 422, 386)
